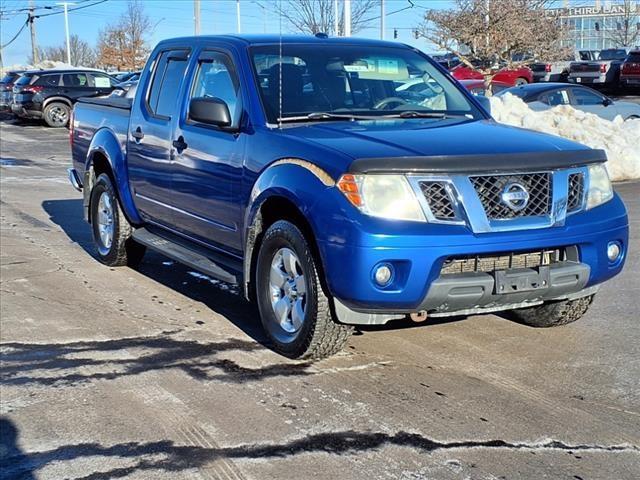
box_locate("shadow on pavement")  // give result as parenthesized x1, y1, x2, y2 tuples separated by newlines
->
(0, 418, 36, 480)
(1, 427, 634, 480)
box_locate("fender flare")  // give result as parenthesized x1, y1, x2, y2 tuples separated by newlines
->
(84, 128, 142, 225)
(242, 160, 336, 299)
(42, 96, 73, 109)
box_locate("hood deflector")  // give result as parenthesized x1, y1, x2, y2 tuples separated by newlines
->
(349, 149, 607, 174)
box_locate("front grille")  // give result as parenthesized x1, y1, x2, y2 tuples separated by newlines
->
(470, 173, 551, 219)
(441, 248, 563, 275)
(419, 181, 456, 220)
(567, 172, 584, 212)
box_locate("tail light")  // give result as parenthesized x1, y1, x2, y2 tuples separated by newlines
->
(545, 64, 552, 72)
(22, 85, 44, 94)
(600, 64, 608, 73)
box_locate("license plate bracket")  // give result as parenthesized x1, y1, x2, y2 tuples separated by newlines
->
(495, 266, 550, 295)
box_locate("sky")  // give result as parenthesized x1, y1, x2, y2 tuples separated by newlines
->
(1, 0, 583, 68)
(0, 0, 455, 67)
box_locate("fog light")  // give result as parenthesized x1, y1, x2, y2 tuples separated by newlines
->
(374, 264, 393, 287)
(607, 242, 621, 262)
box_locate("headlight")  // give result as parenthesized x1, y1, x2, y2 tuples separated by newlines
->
(586, 164, 613, 210)
(337, 174, 425, 222)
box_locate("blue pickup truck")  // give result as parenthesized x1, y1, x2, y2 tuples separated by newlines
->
(69, 35, 629, 359)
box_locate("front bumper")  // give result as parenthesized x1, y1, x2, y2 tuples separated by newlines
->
(314, 193, 628, 325)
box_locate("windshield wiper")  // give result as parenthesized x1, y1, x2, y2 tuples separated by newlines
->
(390, 111, 472, 119)
(277, 112, 383, 123)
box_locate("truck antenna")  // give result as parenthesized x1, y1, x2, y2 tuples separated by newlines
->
(278, 0, 283, 129)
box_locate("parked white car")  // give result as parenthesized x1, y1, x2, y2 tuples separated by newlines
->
(496, 83, 640, 121)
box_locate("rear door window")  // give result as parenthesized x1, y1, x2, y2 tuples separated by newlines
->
(539, 89, 570, 106)
(147, 49, 190, 118)
(90, 73, 115, 88)
(34, 74, 61, 87)
(62, 73, 93, 87)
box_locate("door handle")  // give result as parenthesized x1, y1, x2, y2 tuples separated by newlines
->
(172, 136, 188, 153)
(131, 127, 144, 141)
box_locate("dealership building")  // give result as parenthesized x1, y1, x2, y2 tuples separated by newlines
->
(548, 1, 640, 50)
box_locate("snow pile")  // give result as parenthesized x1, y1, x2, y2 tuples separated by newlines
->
(489, 93, 640, 181)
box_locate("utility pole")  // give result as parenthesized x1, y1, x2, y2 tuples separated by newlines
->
(236, 0, 241, 33)
(334, 0, 339, 36)
(29, 0, 39, 64)
(194, 0, 201, 35)
(344, 0, 351, 37)
(380, 0, 385, 39)
(56, 2, 74, 64)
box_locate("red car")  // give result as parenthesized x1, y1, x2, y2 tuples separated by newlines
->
(620, 50, 640, 88)
(451, 64, 533, 86)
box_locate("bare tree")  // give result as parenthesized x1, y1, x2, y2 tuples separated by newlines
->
(96, 0, 151, 70)
(604, 0, 640, 47)
(416, 0, 570, 89)
(41, 35, 96, 67)
(276, 0, 378, 36)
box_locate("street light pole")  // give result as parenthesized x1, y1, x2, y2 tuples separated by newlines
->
(236, 0, 241, 33)
(344, 0, 351, 37)
(194, 0, 201, 35)
(56, 2, 74, 65)
(380, 0, 385, 40)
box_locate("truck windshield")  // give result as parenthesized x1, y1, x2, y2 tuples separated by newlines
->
(250, 44, 481, 123)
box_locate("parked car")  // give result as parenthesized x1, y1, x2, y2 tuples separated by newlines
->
(0, 70, 25, 113)
(450, 63, 533, 86)
(69, 35, 628, 360)
(458, 79, 511, 96)
(114, 71, 141, 83)
(497, 82, 640, 120)
(568, 48, 629, 88)
(530, 50, 600, 83)
(620, 50, 640, 88)
(11, 69, 118, 127)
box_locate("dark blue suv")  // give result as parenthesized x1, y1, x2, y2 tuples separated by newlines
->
(70, 35, 629, 359)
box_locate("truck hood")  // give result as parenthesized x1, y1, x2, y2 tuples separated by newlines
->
(279, 118, 599, 174)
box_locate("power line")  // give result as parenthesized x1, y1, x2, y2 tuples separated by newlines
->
(0, 16, 28, 49)
(34, 0, 108, 18)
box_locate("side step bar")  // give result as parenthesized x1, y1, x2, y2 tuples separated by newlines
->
(132, 227, 241, 285)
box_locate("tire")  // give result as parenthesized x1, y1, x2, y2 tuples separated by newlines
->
(509, 294, 594, 328)
(43, 102, 70, 128)
(255, 220, 352, 359)
(89, 173, 146, 267)
(514, 77, 529, 86)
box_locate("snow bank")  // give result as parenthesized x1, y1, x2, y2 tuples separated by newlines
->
(1, 61, 90, 75)
(489, 93, 640, 182)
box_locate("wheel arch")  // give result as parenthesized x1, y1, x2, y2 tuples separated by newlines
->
(42, 96, 73, 109)
(243, 160, 336, 301)
(84, 128, 142, 225)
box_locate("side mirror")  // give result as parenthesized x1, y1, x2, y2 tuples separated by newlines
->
(602, 98, 613, 107)
(189, 97, 232, 127)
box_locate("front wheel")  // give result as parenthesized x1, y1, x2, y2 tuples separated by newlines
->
(509, 294, 594, 327)
(43, 102, 70, 128)
(255, 220, 352, 359)
(90, 173, 146, 267)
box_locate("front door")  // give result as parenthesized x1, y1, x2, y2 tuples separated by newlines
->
(127, 49, 191, 226)
(169, 49, 245, 254)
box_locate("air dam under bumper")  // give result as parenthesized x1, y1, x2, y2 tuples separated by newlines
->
(333, 262, 591, 325)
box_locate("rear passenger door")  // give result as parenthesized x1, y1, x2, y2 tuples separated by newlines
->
(169, 49, 246, 253)
(128, 48, 191, 227)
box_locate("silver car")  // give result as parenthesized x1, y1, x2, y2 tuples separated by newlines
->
(497, 83, 640, 121)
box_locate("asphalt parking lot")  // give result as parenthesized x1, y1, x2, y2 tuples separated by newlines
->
(0, 118, 638, 480)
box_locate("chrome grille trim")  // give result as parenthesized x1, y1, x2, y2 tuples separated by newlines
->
(407, 166, 589, 233)
(470, 173, 552, 219)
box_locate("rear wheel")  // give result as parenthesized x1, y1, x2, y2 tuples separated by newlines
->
(89, 173, 145, 267)
(514, 77, 529, 86)
(255, 220, 352, 359)
(510, 295, 594, 328)
(43, 102, 70, 128)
